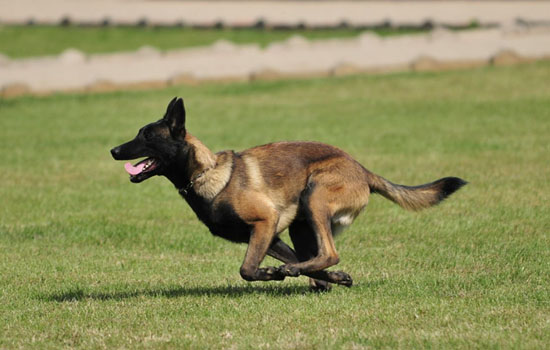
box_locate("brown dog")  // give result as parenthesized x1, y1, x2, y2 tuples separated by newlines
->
(111, 97, 466, 290)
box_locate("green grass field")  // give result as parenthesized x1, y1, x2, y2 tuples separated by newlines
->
(1, 62, 549, 349)
(0, 25, 431, 58)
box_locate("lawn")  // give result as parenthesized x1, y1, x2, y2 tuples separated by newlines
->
(1, 62, 549, 349)
(0, 25, 431, 58)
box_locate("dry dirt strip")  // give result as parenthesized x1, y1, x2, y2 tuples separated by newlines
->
(1, 1, 550, 27)
(2, 27, 550, 97)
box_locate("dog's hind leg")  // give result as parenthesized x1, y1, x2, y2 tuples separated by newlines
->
(276, 179, 354, 286)
(287, 222, 330, 291)
(283, 184, 339, 273)
(288, 220, 352, 288)
(268, 237, 349, 289)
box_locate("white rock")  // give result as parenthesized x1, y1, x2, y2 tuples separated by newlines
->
(58, 48, 86, 64)
(135, 45, 161, 58)
(210, 39, 237, 52)
(284, 35, 310, 48)
(429, 26, 458, 42)
(357, 32, 382, 47)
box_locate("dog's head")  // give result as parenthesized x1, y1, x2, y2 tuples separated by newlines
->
(110, 97, 187, 183)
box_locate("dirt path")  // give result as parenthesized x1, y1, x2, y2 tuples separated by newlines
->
(2, 26, 550, 97)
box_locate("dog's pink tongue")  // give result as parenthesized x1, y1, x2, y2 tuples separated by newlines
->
(125, 162, 145, 176)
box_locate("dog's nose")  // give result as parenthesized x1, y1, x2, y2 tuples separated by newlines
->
(110, 147, 121, 159)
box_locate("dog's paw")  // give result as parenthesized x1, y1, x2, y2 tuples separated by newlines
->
(309, 278, 332, 292)
(332, 271, 353, 287)
(259, 266, 285, 280)
(278, 264, 301, 277)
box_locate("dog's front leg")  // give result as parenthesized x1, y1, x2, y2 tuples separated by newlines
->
(267, 237, 299, 264)
(239, 217, 286, 282)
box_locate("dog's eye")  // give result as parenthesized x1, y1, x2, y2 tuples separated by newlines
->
(143, 129, 152, 139)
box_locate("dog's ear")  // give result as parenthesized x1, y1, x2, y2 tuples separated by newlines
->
(164, 97, 186, 137)
(166, 96, 178, 113)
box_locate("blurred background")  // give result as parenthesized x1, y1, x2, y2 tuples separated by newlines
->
(1, 0, 550, 96)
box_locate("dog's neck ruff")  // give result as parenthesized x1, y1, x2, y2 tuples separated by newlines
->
(177, 151, 233, 200)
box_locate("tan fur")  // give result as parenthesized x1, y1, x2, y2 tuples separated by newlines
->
(194, 152, 233, 201)
(367, 173, 447, 211)
(184, 133, 233, 200)
(242, 155, 264, 190)
(185, 133, 216, 169)
(276, 204, 299, 233)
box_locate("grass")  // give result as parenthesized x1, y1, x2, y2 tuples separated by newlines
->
(0, 25, 430, 58)
(1, 62, 550, 349)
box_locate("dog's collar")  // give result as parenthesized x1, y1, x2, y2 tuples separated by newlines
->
(178, 169, 208, 196)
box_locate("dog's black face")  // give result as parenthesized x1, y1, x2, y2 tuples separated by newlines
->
(110, 97, 187, 183)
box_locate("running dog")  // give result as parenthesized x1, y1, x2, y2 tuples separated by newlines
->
(110, 97, 466, 290)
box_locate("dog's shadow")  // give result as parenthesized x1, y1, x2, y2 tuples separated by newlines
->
(43, 283, 318, 302)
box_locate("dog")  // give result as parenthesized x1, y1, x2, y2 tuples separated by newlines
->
(111, 97, 466, 290)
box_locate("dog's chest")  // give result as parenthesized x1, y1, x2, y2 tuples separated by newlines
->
(185, 194, 251, 243)
(208, 201, 252, 243)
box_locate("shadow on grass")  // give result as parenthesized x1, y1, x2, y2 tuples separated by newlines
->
(43, 284, 318, 302)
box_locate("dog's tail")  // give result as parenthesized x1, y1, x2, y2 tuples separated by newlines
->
(368, 173, 467, 211)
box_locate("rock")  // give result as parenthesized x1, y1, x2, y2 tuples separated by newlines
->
(266, 35, 310, 52)
(135, 46, 161, 58)
(249, 68, 283, 81)
(489, 50, 527, 66)
(210, 39, 237, 52)
(124, 80, 168, 90)
(86, 79, 168, 93)
(411, 56, 487, 71)
(357, 32, 382, 47)
(330, 63, 364, 76)
(284, 35, 310, 48)
(429, 26, 458, 42)
(410, 56, 441, 71)
(86, 80, 118, 93)
(169, 73, 198, 86)
(1, 83, 30, 98)
(250, 67, 328, 82)
(58, 48, 86, 64)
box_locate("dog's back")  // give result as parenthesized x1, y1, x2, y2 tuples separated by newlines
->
(223, 142, 370, 232)
(222, 141, 466, 233)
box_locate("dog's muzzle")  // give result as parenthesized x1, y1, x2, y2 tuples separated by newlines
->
(110, 146, 123, 160)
